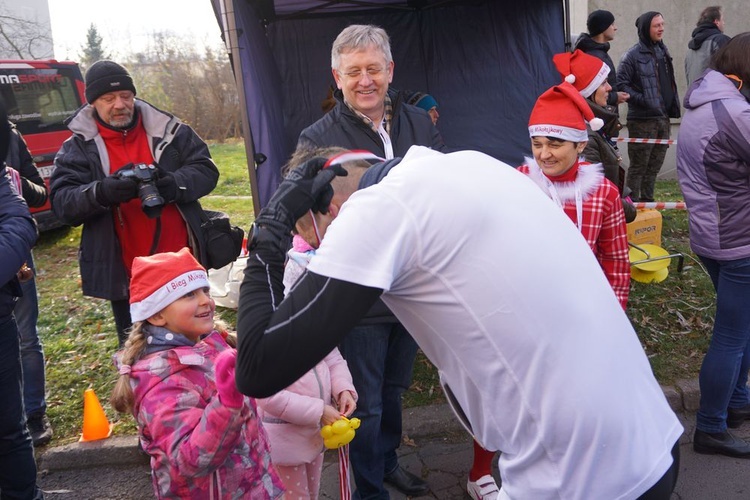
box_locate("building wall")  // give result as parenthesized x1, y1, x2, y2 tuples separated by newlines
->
(569, 0, 745, 180)
(1, 0, 53, 59)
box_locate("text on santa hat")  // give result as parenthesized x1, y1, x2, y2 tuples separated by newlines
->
(530, 125, 565, 135)
(164, 271, 207, 293)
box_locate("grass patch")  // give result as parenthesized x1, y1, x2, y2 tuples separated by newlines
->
(33, 143, 712, 443)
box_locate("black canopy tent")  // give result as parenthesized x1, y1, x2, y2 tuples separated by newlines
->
(210, 0, 571, 215)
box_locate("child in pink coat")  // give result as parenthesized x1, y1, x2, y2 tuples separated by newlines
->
(256, 234, 358, 499)
(110, 248, 284, 499)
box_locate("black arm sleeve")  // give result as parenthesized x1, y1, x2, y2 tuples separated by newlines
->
(235, 238, 383, 398)
(10, 129, 47, 207)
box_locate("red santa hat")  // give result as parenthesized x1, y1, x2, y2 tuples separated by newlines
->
(129, 247, 209, 322)
(552, 50, 610, 98)
(528, 82, 604, 142)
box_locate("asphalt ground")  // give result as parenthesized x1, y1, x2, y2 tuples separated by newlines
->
(36, 384, 750, 499)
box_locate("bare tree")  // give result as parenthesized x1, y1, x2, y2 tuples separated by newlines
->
(126, 32, 240, 142)
(0, 2, 53, 59)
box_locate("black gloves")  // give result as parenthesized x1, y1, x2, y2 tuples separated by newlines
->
(155, 170, 179, 203)
(254, 156, 347, 244)
(96, 175, 138, 207)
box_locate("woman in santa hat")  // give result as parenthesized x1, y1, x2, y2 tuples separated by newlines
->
(518, 82, 630, 309)
(553, 49, 637, 222)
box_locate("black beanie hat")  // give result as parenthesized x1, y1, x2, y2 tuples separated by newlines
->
(587, 10, 615, 37)
(84, 60, 137, 104)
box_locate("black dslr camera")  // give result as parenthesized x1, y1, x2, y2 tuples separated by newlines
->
(115, 163, 164, 218)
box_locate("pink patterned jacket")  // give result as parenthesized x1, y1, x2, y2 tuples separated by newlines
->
(128, 330, 284, 499)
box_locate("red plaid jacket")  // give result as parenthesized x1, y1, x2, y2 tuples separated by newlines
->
(518, 160, 630, 309)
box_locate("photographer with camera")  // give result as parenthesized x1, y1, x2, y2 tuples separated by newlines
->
(50, 60, 218, 347)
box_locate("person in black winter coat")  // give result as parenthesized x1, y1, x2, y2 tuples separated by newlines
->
(50, 61, 218, 347)
(575, 10, 630, 109)
(296, 24, 444, 500)
(5, 122, 53, 446)
(617, 11, 680, 202)
(685, 5, 731, 85)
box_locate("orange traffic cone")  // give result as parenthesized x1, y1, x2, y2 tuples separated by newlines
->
(80, 388, 113, 442)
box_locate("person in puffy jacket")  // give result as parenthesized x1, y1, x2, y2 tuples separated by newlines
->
(676, 32, 750, 459)
(617, 11, 680, 202)
(110, 248, 284, 499)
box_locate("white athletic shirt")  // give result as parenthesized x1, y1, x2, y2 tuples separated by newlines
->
(308, 146, 682, 499)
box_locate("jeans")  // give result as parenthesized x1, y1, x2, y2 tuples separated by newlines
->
(696, 256, 750, 433)
(626, 118, 670, 202)
(15, 252, 46, 417)
(0, 316, 43, 499)
(339, 323, 419, 500)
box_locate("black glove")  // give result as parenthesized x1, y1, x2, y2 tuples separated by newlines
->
(155, 170, 179, 203)
(96, 175, 139, 206)
(255, 157, 347, 239)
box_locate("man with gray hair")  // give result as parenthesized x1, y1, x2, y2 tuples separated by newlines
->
(297, 24, 445, 499)
(685, 6, 731, 85)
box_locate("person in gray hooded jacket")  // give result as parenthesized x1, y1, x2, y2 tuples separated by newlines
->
(685, 5, 731, 86)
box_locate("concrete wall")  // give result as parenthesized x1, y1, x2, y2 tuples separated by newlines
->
(570, 0, 745, 180)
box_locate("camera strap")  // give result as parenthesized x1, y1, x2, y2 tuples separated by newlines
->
(149, 217, 162, 255)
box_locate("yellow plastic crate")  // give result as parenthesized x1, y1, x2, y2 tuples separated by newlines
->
(627, 209, 662, 246)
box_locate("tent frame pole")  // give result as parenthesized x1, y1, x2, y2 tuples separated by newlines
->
(222, 0, 261, 218)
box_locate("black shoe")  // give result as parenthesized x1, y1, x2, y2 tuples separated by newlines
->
(693, 429, 750, 458)
(384, 465, 430, 496)
(727, 404, 750, 429)
(27, 412, 53, 447)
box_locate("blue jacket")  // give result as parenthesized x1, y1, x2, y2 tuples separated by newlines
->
(0, 166, 37, 318)
(617, 13, 680, 121)
(676, 70, 750, 260)
(50, 99, 218, 301)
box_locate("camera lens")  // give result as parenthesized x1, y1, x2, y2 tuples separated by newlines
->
(139, 183, 164, 219)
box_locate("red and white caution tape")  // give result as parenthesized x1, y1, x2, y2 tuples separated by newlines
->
(339, 445, 351, 500)
(634, 202, 686, 210)
(616, 137, 677, 145)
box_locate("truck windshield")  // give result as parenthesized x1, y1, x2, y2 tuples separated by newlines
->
(0, 66, 83, 136)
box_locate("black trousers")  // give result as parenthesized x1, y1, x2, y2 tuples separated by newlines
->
(637, 440, 680, 500)
(111, 299, 132, 347)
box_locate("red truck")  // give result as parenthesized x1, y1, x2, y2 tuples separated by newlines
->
(0, 59, 85, 231)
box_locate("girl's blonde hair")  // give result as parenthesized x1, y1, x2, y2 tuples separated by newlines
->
(110, 318, 235, 414)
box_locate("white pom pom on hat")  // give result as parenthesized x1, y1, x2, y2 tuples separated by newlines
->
(553, 50, 610, 98)
(589, 117, 604, 132)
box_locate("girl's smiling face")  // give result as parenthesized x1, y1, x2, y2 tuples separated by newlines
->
(148, 287, 215, 341)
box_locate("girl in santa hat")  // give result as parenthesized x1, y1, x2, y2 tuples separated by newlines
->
(518, 82, 630, 309)
(110, 247, 284, 499)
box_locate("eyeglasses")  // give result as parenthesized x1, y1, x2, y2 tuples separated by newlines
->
(339, 67, 388, 80)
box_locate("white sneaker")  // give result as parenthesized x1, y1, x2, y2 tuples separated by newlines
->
(467, 474, 500, 500)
